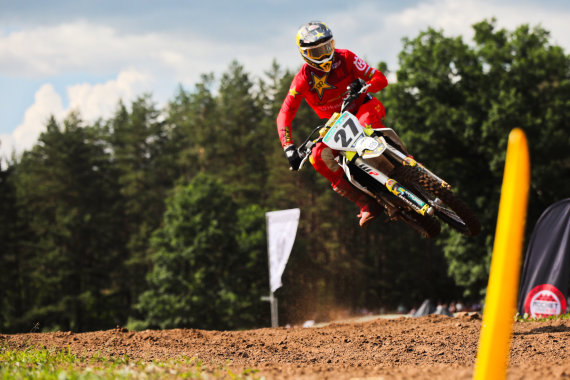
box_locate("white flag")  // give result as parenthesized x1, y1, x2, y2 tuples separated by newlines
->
(266, 208, 300, 293)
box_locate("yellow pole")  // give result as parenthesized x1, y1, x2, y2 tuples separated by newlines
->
(473, 128, 530, 380)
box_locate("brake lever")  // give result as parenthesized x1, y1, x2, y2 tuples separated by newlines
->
(295, 140, 316, 170)
(297, 152, 310, 170)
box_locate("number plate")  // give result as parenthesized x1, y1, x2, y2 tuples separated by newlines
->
(323, 112, 365, 151)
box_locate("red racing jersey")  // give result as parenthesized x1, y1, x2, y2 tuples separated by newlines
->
(277, 49, 388, 147)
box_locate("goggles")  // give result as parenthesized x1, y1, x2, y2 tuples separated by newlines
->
(301, 40, 335, 60)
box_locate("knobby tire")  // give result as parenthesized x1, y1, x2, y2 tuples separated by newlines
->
(393, 165, 481, 236)
(398, 208, 441, 238)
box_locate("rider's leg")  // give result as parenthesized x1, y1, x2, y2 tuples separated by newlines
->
(355, 97, 386, 129)
(357, 97, 412, 161)
(309, 142, 380, 227)
(332, 175, 381, 227)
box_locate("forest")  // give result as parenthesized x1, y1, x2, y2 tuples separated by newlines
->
(1, 20, 569, 333)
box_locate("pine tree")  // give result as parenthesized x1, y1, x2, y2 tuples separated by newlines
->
(136, 173, 267, 330)
(107, 96, 175, 311)
(0, 162, 28, 332)
(164, 75, 217, 182)
(13, 113, 125, 331)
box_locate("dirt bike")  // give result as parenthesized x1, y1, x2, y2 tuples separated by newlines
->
(296, 81, 481, 238)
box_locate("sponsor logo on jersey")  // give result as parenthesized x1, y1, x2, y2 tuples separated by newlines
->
(310, 72, 336, 100)
(280, 127, 292, 144)
(354, 56, 368, 71)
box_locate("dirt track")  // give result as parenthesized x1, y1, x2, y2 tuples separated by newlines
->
(2, 313, 570, 379)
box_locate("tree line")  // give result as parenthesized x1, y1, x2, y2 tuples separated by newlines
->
(1, 20, 569, 333)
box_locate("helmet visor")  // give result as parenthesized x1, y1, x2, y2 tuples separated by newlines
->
(301, 40, 334, 60)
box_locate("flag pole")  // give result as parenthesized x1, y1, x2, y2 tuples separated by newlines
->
(264, 211, 278, 327)
(260, 294, 278, 327)
(264, 208, 300, 328)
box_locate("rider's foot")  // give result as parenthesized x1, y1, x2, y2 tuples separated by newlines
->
(357, 203, 381, 228)
(333, 177, 381, 228)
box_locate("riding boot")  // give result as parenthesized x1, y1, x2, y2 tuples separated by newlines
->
(332, 177, 381, 227)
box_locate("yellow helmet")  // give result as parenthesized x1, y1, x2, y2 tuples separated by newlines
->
(296, 21, 335, 72)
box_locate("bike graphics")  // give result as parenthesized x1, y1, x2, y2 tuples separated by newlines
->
(297, 83, 481, 238)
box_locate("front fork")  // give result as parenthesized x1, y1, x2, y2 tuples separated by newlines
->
(384, 145, 451, 191)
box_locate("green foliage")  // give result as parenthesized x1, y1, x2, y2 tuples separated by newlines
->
(106, 96, 176, 305)
(136, 173, 267, 330)
(213, 61, 270, 204)
(0, 163, 27, 332)
(516, 313, 570, 322)
(10, 113, 126, 332)
(1, 19, 568, 332)
(165, 75, 217, 181)
(0, 344, 261, 379)
(384, 19, 570, 296)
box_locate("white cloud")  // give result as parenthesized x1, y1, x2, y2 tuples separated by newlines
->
(1, 22, 118, 76)
(0, 20, 254, 82)
(0, 69, 149, 160)
(2, 0, 570, 161)
(388, 0, 570, 43)
(1, 2, 569, 82)
(66, 68, 150, 121)
(0, 20, 299, 160)
(0, 134, 16, 164)
(10, 84, 65, 154)
(326, 0, 570, 71)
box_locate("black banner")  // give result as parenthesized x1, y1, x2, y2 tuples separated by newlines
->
(517, 199, 570, 317)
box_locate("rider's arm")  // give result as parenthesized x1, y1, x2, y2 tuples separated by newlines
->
(276, 73, 306, 148)
(366, 68, 388, 93)
(347, 50, 388, 93)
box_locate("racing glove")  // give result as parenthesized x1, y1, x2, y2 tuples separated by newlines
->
(347, 79, 366, 95)
(284, 145, 302, 171)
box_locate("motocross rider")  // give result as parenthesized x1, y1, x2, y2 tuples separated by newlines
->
(277, 21, 389, 227)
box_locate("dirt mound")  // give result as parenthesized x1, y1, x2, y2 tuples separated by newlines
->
(2, 314, 570, 379)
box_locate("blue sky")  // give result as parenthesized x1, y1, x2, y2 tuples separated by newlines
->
(1, 0, 569, 160)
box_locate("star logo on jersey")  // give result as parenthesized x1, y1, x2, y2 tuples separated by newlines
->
(310, 72, 336, 100)
(289, 87, 299, 98)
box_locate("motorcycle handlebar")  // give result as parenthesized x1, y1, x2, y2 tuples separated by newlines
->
(294, 80, 371, 170)
(341, 81, 371, 113)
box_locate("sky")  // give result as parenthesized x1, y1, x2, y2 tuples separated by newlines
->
(1, 0, 570, 161)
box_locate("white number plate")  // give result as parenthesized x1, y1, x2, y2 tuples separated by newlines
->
(322, 112, 365, 151)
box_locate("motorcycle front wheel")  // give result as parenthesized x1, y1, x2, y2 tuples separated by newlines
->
(393, 165, 481, 236)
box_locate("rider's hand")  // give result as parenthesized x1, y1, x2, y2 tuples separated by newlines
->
(284, 145, 302, 171)
(347, 79, 365, 95)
